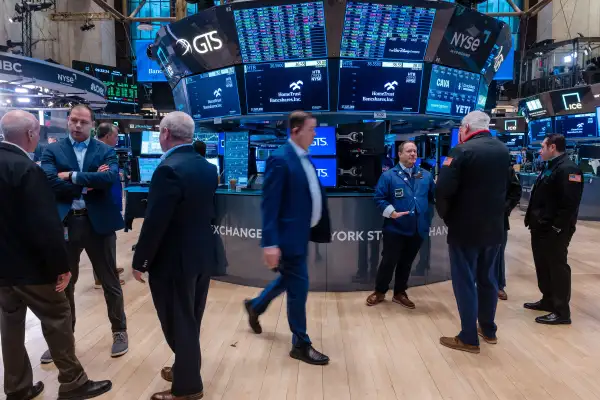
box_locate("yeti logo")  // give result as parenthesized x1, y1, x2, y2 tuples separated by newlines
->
(384, 81, 398, 91)
(290, 80, 303, 91)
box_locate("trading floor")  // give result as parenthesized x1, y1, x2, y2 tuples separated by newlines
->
(2, 213, 600, 400)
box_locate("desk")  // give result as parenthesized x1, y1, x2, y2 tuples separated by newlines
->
(124, 187, 451, 291)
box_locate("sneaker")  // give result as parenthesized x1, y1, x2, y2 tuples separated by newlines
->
(40, 349, 53, 364)
(111, 332, 129, 358)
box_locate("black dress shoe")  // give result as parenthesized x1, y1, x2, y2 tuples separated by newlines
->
(7, 381, 44, 400)
(58, 380, 112, 400)
(535, 313, 571, 325)
(523, 300, 554, 312)
(290, 344, 329, 365)
(244, 299, 262, 334)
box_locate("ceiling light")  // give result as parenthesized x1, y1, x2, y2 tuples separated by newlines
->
(137, 23, 154, 31)
(15, 88, 28, 93)
(6, 99, 11, 104)
(17, 97, 30, 103)
(23, 84, 36, 89)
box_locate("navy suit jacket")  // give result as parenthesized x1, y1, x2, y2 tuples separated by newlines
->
(40, 137, 125, 235)
(132, 145, 218, 275)
(261, 143, 331, 257)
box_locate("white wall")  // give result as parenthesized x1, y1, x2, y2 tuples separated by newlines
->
(0, 0, 116, 68)
(536, 0, 600, 42)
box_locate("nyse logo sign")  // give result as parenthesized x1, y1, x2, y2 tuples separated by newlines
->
(562, 93, 582, 110)
(176, 31, 223, 56)
(57, 73, 76, 85)
(312, 138, 328, 147)
(0, 60, 22, 73)
(316, 168, 328, 178)
(450, 26, 491, 53)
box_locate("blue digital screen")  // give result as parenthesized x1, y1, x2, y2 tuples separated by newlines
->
(451, 127, 459, 148)
(141, 131, 163, 155)
(256, 160, 266, 173)
(186, 67, 241, 120)
(476, 80, 489, 111)
(311, 157, 337, 187)
(172, 79, 188, 113)
(340, 2, 436, 61)
(135, 40, 167, 82)
(555, 113, 598, 138)
(497, 133, 525, 147)
(219, 132, 225, 155)
(494, 35, 515, 81)
(138, 157, 162, 182)
(244, 60, 329, 114)
(338, 60, 423, 113)
(597, 107, 600, 137)
(234, 2, 327, 64)
(426, 65, 481, 117)
(529, 117, 553, 142)
(287, 126, 336, 156)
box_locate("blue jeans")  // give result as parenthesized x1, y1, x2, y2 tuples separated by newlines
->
(496, 230, 508, 290)
(250, 255, 311, 346)
(449, 244, 501, 345)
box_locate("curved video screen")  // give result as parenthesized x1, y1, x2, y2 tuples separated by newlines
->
(425, 64, 480, 117)
(529, 117, 553, 142)
(186, 67, 241, 120)
(244, 60, 330, 114)
(338, 60, 423, 113)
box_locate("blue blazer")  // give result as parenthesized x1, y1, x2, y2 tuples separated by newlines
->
(40, 138, 125, 235)
(374, 164, 435, 238)
(261, 143, 331, 257)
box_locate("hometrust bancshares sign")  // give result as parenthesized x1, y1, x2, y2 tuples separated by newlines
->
(211, 225, 448, 241)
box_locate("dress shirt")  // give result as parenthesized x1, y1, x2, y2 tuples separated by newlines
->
(289, 139, 322, 228)
(3, 141, 32, 159)
(161, 143, 192, 160)
(69, 135, 91, 210)
(382, 162, 413, 218)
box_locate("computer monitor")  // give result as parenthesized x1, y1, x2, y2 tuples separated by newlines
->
(206, 157, 219, 175)
(138, 157, 162, 183)
(141, 131, 162, 155)
(256, 160, 266, 174)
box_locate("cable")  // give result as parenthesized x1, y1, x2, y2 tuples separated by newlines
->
(566, 0, 579, 38)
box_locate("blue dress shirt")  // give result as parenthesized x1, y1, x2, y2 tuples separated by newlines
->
(69, 135, 91, 210)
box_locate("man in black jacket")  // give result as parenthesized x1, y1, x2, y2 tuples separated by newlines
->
(436, 111, 511, 354)
(0, 110, 112, 400)
(133, 112, 217, 400)
(524, 134, 583, 325)
(498, 166, 522, 300)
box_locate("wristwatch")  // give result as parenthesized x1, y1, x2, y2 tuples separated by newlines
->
(68, 171, 73, 181)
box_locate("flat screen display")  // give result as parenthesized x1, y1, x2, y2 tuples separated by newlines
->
(138, 157, 162, 182)
(311, 157, 337, 187)
(426, 64, 481, 117)
(494, 34, 515, 81)
(549, 86, 596, 115)
(256, 160, 266, 173)
(522, 95, 549, 118)
(597, 106, 600, 137)
(244, 60, 329, 114)
(340, 2, 436, 61)
(135, 40, 167, 82)
(234, 2, 327, 63)
(476, 80, 489, 111)
(338, 60, 423, 113)
(206, 157, 220, 175)
(172, 78, 189, 113)
(554, 113, 598, 138)
(529, 117, 553, 142)
(141, 131, 163, 155)
(186, 67, 241, 120)
(497, 133, 525, 148)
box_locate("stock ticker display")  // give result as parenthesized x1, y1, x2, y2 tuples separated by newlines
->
(185, 67, 241, 120)
(224, 131, 249, 183)
(425, 64, 481, 117)
(244, 60, 329, 114)
(234, 2, 327, 63)
(338, 60, 423, 113)
(340, 2, 435, 61)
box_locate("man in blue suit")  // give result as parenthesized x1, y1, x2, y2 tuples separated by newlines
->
(40, 105, 128, 363)
(133, 111, 217, 400)
(366, 141, 435, 308)
(244, 111, 331, 365)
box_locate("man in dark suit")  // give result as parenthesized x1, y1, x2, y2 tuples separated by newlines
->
(133, 111, 217, 400)
(436, 111, 511, 354)
(0, 110, 112, 400)
(40, 105, 128, 363)
(244, 111, 332, 365)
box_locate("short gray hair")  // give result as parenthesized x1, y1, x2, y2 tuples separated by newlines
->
(461, 111, 490, 133)
(160, 111, 194, 141)
(0, 110, 38, 142)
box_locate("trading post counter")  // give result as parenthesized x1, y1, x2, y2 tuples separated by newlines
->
(519, 173, 600, 221)
(124, 187, 451, 292)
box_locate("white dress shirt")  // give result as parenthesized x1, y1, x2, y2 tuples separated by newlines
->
(289, 139, 322, 227)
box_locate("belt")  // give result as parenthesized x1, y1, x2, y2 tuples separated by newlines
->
(70, 209, 88, 216)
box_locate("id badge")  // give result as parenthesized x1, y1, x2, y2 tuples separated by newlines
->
(414, 172, 423, 179)
(395, 188, 404, 198)
(63, 226, 69, 242)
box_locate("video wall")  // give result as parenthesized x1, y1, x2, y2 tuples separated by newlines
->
(150, 0, 512, 121)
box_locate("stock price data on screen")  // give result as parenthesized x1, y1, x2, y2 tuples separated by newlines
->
(185, 67, 241, 120)
(234, 2, 327, 63)
(340, 2, 435, 61)
(244, 60, 329, 114)
(425, 65, 481, 117)
(555, 113, 598, 138)
(338, 60, 423, 113)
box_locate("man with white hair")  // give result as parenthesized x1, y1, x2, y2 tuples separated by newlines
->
(435, 110, 511, 354)
(0, 110, 112, 400)
(133, 111, 218, 400)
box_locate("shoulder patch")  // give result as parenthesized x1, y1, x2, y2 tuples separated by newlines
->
(443, 157, 453, 166)
(568, 174, 582, 183)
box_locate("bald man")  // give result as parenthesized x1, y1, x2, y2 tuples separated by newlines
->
(0, 110, 112, 400)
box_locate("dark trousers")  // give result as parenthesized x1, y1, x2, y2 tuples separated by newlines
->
(66, 215, 126, 332)
(531, 227, 575, 318)
(449, 244, 501, 346)
(149, 270, 210, 397)
(375, 232, 423, 295)
(93, 237, 117, 282)
(0, 285, 89, 396)
(497, 230, 508, 290)
(250, 255, 311, 346)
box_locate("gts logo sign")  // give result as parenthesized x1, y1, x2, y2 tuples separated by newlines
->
(316, 168, 329, 178)
(311, 138, 328, 147)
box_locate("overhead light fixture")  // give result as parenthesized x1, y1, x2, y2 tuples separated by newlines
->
(9, 15, 23, 23)
(137, 23, 154, 31)
(17, 97, 31, 103)
(15, 88, 28, 93)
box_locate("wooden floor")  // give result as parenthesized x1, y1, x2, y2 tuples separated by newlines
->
(2, 213, 600, 400)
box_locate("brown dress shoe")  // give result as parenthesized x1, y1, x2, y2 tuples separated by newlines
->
(366, 292, 385, 306)
(498, 289, 508, 301)
(440, 336, 480, 354)
(117, 267, 124, 275)
(392, 292, 415, 309)
(477, 327, 498, 344)
(161, 366, 173, 382)
(151, 389, 204, 400)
